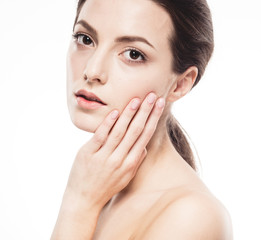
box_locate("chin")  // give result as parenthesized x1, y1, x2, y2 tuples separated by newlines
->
(67, 96, 109, 132)
(73, 119, 96, 133)
(70, 112, 103, 133)
(67, 104, 104, 133)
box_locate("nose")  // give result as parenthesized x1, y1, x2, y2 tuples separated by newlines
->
(83, 49, 108, 84)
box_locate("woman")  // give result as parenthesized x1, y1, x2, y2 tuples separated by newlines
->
(51, 0, 233, 239)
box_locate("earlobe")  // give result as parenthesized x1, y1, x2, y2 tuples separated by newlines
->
(167, 66, 198, 102)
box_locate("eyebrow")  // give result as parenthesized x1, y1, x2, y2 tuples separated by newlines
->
(75, 19, 155, 49)
(75, 20, 98, 37)
(115, 36, 155, 49)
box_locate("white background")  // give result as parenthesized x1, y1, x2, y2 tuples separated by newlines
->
(0, 0, 260, 239)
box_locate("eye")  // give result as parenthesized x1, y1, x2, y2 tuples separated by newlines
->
(72, 33, 94, 47)
(122, 49, 146, 63)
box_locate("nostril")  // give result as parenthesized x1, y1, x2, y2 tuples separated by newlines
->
(83, 74, 101, 83)
(83, 72, 105, 84)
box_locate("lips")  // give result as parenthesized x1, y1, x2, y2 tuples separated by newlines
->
(75, 89, 106, 105)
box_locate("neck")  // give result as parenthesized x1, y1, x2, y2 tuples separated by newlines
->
(117, 116, 183, 197)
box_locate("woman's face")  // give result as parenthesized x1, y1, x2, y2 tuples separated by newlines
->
(67, 0, 176, 132)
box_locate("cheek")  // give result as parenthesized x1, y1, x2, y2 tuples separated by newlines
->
(109, 66, 171, 114)
(118, 66, 170, 96)
(66, 46, 85, 82)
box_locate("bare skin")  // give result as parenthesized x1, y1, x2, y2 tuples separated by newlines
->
(51, 0, 233, 239)
(91, 106, 232, 240)
(51, 94, 232, 239)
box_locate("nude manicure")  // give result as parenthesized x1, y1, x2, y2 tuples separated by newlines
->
(156, 98, 165, 108)
(131, 99, 141, 110)
(111, 110, 119, 119)
(147, 93, 156, 104)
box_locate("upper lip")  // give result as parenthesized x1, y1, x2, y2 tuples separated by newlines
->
(75, 89, 106, 105)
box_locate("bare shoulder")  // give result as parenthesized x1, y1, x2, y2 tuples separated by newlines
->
(135, 188, 233, 240)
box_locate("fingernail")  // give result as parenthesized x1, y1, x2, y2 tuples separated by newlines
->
(131, 98, 140, 110)
(156, 98, 165, 108)
(111, 110, 119, 119)
(147, 93, 156, 104)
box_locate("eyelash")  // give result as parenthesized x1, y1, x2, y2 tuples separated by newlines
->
(72, 32, 94, 47)
(121, 48, 147, 64)
(72, 32, 147, 64)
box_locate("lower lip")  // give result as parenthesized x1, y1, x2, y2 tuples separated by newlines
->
(75, 96, 105, 110)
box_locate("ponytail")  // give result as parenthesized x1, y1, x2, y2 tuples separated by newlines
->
(167, 115, 196, 170)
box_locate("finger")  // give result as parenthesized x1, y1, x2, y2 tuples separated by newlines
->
(88, 110, 119, 153)
(134, 148, 147, 174)
(100, 98, 141, 154)
(118, 147, 147, 186)
(110, 92, 157, 160)
(126, 98, 165, 162)
(133, 147, 147, 174)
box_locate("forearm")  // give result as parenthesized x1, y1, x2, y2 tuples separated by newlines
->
(51, 190, 101, 240)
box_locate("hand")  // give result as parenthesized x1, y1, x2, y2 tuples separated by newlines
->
(65, 92, 165, 210)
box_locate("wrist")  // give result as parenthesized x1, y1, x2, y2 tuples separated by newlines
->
(62, 188, 103, 216)
(51, 189, 102, 240)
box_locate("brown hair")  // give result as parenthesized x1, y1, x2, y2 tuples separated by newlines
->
(73, 0, 214, 170)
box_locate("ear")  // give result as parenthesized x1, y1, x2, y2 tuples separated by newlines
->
(167, 66, 198, 102)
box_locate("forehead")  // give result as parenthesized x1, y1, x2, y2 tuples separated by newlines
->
(77, 0, 173, 47)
